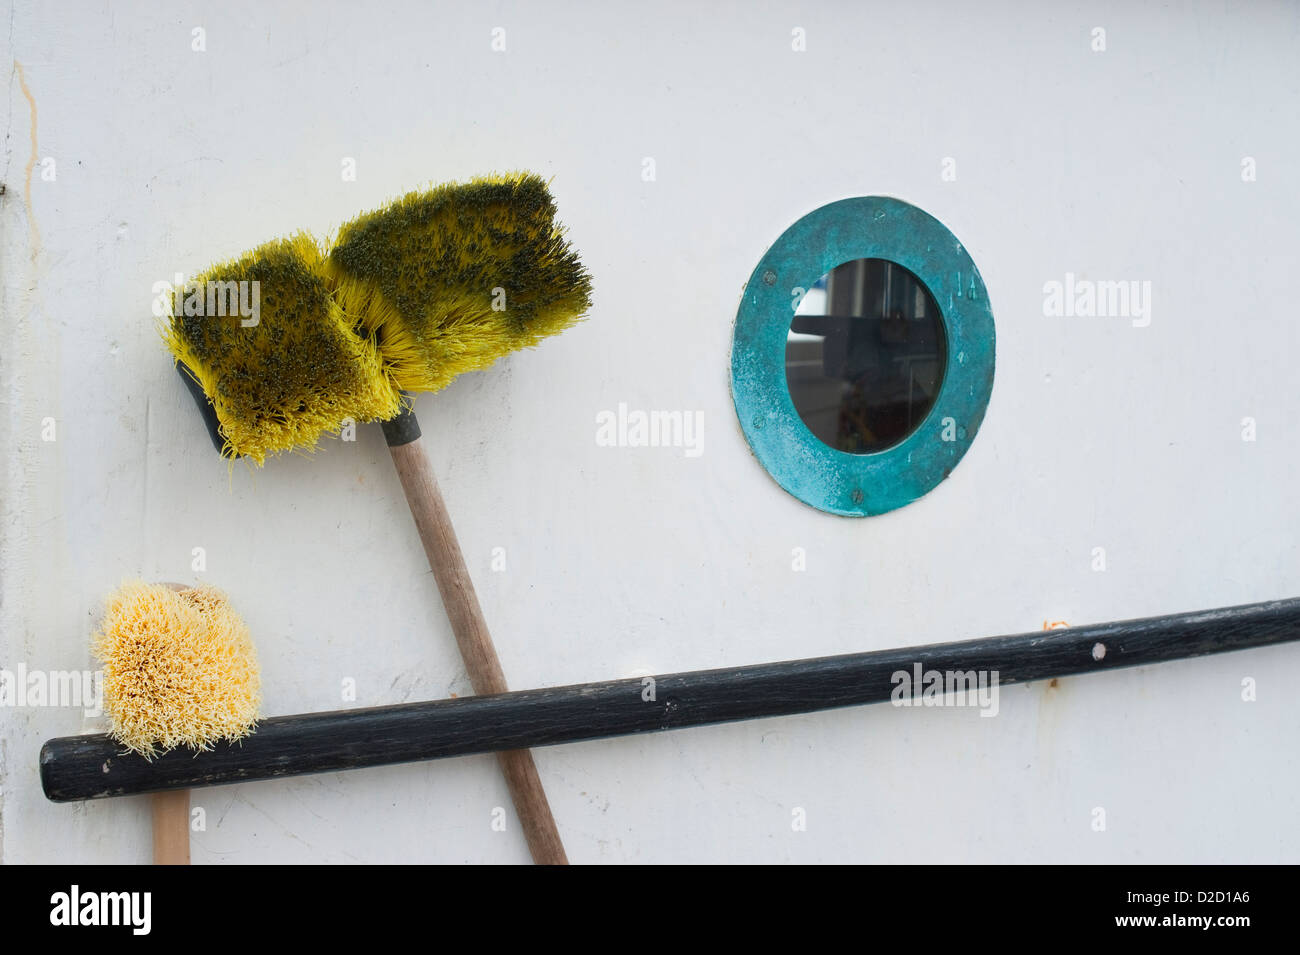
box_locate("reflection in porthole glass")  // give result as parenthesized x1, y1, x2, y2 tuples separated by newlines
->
(785, 259, 947, 454)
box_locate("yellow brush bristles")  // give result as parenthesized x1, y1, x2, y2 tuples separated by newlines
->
(324, 172, 593, 393)
(92, 582, 261, 758)
(161, 173, 592, 461)
(162, 233, 402, 464)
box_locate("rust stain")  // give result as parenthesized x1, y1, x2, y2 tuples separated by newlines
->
(1048, 678, 1059, 689)
(15, 61, 40, 259)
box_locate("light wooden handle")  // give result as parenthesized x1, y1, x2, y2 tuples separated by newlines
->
(152, 583, 193, 865)
(151, 789, 190, 865)
(387, 437, 568, 865)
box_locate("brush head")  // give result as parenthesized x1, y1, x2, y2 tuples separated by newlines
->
(162, 233, 402, 463)
(92, 582, 261, 758)
(163, 174, 591, 461)
(324, 172, 593, 393)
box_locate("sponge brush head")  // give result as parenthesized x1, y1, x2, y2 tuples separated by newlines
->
(92, 582, 261, 758)
(162, 233, 401, 463)
(325, 173, 593, 393)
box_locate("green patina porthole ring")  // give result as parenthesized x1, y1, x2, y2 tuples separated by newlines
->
(730, 196, 995, 517)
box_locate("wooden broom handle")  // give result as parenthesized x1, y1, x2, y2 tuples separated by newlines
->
(386, 434, 568, 865)
(152, 789, 190, 864)
(152, 583, 192, 865)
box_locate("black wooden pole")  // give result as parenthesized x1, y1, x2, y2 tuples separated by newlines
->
(41, 597, 1300, 802)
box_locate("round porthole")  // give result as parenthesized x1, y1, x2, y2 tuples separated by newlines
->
(731, 197, 995, 516)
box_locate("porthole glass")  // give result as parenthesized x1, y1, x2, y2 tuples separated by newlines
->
(786, 258, 946, 454)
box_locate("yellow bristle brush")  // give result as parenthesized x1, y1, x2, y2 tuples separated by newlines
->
(323, 174, 592, 394)
(162, 232, 402, 464)
(162, 172, 591, 865)
(93, 581, 260, 865)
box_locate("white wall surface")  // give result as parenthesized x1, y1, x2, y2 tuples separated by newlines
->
(2, 0, 1298, 864)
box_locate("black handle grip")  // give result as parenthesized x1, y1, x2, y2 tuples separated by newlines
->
(175, 362, 231, 457)
(379, 392, 422, 447)
(40, 597, 1300, 802)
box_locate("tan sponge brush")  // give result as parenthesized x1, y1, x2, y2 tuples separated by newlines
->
(93, 582, 260, 759)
